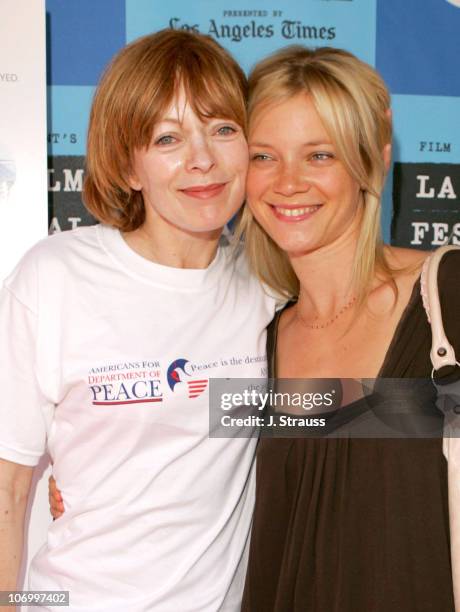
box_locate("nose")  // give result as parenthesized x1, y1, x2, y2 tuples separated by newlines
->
(186, 136, 216, 173)
(273, 161, 310, 197)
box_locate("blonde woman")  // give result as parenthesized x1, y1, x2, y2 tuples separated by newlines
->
(240, 47, 459, 611)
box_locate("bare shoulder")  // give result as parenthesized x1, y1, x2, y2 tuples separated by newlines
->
(368, 246, 428, 314)
(384, 245, 429, 270)
(384, 245, 429, 291)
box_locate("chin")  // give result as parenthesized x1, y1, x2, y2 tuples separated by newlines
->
(280, 243, 310, 257)
(262, 228, 309, 255)
(273, 234, 324, 258)
(192, 223, 226, 235)
(196, 207, 241, 232)
(185, 216, 228, 234)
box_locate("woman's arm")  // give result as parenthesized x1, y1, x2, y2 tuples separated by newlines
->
(0, 458, 33, 591)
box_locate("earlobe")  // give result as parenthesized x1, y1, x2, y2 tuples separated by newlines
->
(127, 174, 142, 191)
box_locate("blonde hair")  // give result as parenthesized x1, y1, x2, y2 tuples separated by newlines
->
(238, 46, 393, 303)
(84, 29, 247, 231)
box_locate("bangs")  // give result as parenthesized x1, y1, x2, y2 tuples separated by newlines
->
(177, 38, 246, 126)
(181, 68, 245, 127)
(128, 34, 247, 151)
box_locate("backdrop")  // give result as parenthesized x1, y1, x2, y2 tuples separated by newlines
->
(46, 0, 460, 248)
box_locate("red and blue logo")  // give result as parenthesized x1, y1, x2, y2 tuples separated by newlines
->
(166, 358, 208, 399)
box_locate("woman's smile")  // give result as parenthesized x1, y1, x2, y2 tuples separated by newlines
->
(179, 182, 228, 199)
(268, 203, 323, 222)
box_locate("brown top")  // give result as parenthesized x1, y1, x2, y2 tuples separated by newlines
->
(242, 251, 460, 612)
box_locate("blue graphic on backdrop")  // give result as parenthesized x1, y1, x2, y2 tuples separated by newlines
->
(391, 95, 460, 164)
(46, 0, 126, 86)
(47, 86, 94, 156)
(126, 0, 377, 70)
(376, 0, 460, 96)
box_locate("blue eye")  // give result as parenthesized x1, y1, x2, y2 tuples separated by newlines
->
(155, 135, 176, 146)
(217, 125, 237, 136)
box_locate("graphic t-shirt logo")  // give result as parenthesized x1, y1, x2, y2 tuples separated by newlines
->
(88, 360, 163, 405)
(167, 358, 208, 399)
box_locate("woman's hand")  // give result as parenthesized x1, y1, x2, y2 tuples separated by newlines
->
(48, 475, 64, 519)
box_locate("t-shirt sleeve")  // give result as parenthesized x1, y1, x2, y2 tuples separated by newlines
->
(0, 285, 50, 466)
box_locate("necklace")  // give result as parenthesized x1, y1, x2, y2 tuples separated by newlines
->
(295, 295, 357, 329)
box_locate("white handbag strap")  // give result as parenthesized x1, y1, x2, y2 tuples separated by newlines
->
(420, 245, 460, 373)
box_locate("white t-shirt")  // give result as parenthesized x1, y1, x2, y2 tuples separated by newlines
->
(0, 225, 276, 612)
